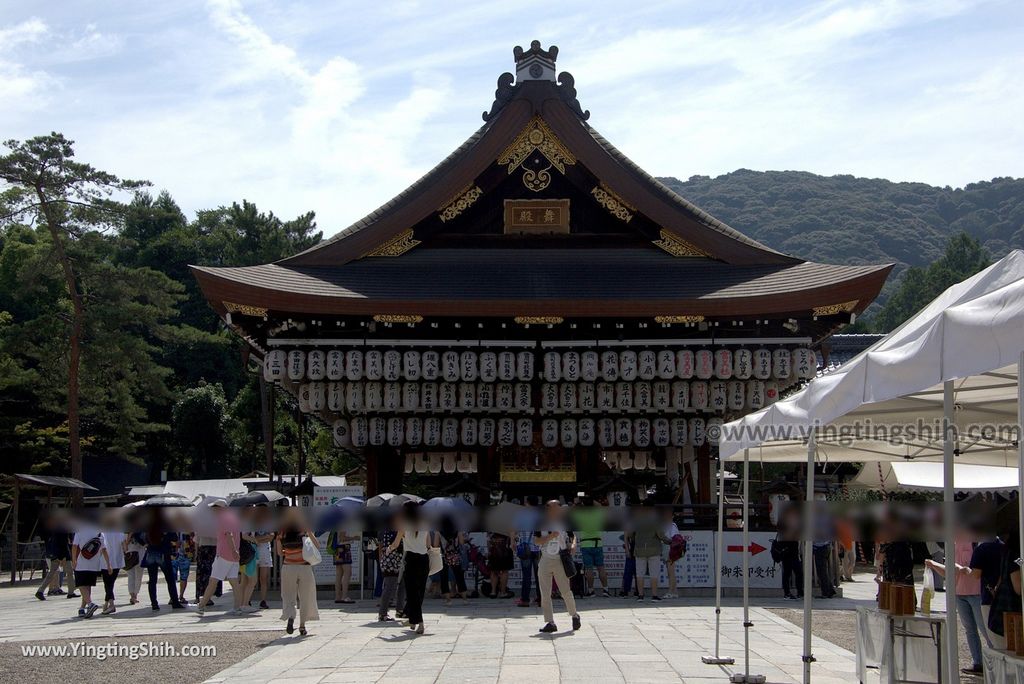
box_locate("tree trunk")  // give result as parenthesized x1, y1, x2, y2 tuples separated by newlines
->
(37, 189, 85, 507)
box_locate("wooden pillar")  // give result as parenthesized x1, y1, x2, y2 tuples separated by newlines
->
(259, 374, 274, 481)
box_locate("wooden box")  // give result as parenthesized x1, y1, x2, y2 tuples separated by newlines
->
(878, 582, 891, 610)
(889, 584, 916, 616)
(1005, 613, 1024, 656)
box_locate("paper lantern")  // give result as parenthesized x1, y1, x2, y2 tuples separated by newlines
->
(478, 418, 495, 447)
(634, 418, 651, 448)
(634, 382, 652, 410)
(298, 383, 312, 413)
(383, 350, 402, 381)
(772, 349, 791, 379)
(597, 418, 615, 448)
(619, 351, 638, 381)
(600, 351, 619, 381)
(671, 381, 689, 410)
(264, 349, 286, 381)
(440, 382, 457, 411)
(387, 418, 404, 447)
(515, 383, 532, 411)
(498, 351, 516, 381)
(560, 383, 578, 411)
(365, 382, 383, 411)
(402, 383, 419, 411)
(421, 351, 440, 380)
(637, 350, 657, 380)
(369, 417, 386, 446)
(516, 351, 535, 381)
(690, 417, 706, 446)
(695, 349, 714, 379)
(690, 381, 709, 410)
(326, 350, 345, 380)
(753, 349, 771, 380)
(479, 352, 497, 382)
(676, 350, 694, 379)
(670, 418, 688, 447)
(579, 418, 596, 447)
(653, 382, 670, 410)
(596, 383, 615, 410)
(728, 381, 746, 410)
(424, 417, 441, 446)
(541, 383, 558, 412)
(615, 382, 634, 410)
(309, 382, 326, 411)
(498, 418, 515, 446)
(345, 350, 364, 381)
(714, 349, 733, 379)
(615, 418, 632, 447)
(402, 351, 421, 381)
(365, 350, 383, 380)
(416, 454, 429, 474)
(443, 453, 457, 474)
(561, 351, 580, 382)
(287, 350, 306, 381)
(458, 383, 476, 410)
(405, 418, 422, 446)
(442, 351, 460, 382)
(516, 419, 533, 447)
(543, 351, 561, 382)
(460, 351, 478, 382)
(428, 453, 442, 474)
(765, 381, 780, 405)
(383, 382, 401, 411)
(747, 380, 765, 409)
(734, 349, 753, 380)
(328, 382, 344, 411)
(345, 383, 364, 412)
(460, 454, 478, 475)
(561, 419, 578, 448)
(793, 347, 816, 379)
(496, 383, 514, 410)
(477, 383, 494, 410)
(460, 417, 478, 446)
(542, 419, 558, 447)
(707, 417, 723, 445)
(332, 419, 351, 447)
(404, 453, 414, 474)
(581, 351, 599, 381)
(421, 383, 438, 411)
(350, 417, 368, 447)
(579, 383, 596, 411)
(657, 350, 676, 379)
(442, 417, 459, 447)
(709, 380, 727, 412)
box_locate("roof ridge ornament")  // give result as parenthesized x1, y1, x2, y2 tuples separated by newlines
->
(483, 42, 589, 121)
(514, 40, 558, 82)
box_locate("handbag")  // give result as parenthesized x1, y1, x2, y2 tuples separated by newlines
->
(80, 536, 102, 560)
(770, 534, 783, 564)
(428, 547, 444, 576)
(301, 536, 322, 566)
(124, 551, 139, 570)
(238, 540, 256, 566)
(559, 549, 577, 578)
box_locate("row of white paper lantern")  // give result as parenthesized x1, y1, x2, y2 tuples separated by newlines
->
(267, 347, 816, 384)
(333, 416, 724, 449)
(299, 378, 781, 415)
(404, 452, 478, 474)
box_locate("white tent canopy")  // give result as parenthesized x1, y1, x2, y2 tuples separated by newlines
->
(721, 250, 1024, 460)
(851, 461, 1020, 493)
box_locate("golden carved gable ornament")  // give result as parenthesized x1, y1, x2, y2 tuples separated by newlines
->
(591, 182, 635, 223)
(812, 300, 859, 316)
(223, 301, 268, 317)
(652, 229, 708, 257)
(438, 185, 483, 223)
(363, 229, 421, 257)
(497, 116, 576, 192)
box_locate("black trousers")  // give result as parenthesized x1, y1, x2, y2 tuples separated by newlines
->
(813, 545, 836, 597)
(439, 564, 467, 595)
(780, 549, 803, 597)
(402, 551, 429, 625)
(148, 558, 180, 607)
(101, 568, 120, 602)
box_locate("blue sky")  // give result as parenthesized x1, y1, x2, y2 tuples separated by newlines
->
(2, 0, 1022, 236)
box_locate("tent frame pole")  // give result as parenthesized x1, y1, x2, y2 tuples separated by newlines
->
(802, 433, 816, 684)
(703, 455, 734, 665)
(1019, 352, 1024, 589)
(942, 380, 958, 682)
(730, 449, 766, 683)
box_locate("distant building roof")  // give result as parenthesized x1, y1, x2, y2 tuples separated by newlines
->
(162, 479, 249, 501)
(12, 474, 97, 491)
(819, 333, 886, 376)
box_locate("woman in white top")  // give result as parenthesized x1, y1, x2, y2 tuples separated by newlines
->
(387, 501, 437, 634)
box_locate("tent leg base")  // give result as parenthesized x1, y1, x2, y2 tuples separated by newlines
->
(729, 675, 766, 684)
(702, 656, 735, 665)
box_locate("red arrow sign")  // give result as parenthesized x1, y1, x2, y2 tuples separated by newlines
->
(727, 542, 767, 556)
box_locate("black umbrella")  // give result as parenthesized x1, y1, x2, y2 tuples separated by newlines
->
(228, 490, 288, 507)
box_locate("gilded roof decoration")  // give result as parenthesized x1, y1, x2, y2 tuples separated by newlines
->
(438, 185, 483, 223)
(363, 229, 421, 257)
(654, 315, 705, 324)
(591, 183, 635, 223)
(812, 300, 859, 316)
(653, 229, 708, 258)
(223, 301, 268, 317)
(497, 116, 576, 175)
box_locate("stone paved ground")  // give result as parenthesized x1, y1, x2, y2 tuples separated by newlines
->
(1, 574, 883, 683)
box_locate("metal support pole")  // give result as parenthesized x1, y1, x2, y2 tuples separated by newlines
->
(943, 380, 959, 682)
(1018, 352, 1024, 587)
(730, 449, 766, 683)
(9, 478, 18, 584)
(704, 455, 735, 665)
(802, 433, 816, 684)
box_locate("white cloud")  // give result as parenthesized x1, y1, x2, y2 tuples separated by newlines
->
(0, 18, 52, 107)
